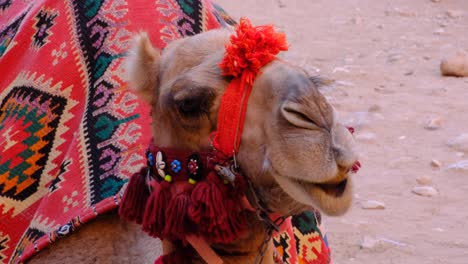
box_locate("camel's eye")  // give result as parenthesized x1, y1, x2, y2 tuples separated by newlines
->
(176, 98, 203, 116)
(172, 87, 214, 118)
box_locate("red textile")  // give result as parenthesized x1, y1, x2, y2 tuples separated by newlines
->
(0, 1, 224, 263)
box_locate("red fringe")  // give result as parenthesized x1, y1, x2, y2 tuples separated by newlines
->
(189, 172, 247, 244)
(189, 172, 227, 228)
(163, 182, 194, 240)
(119, 168, 150, 224)
(143, 180, 171, 237)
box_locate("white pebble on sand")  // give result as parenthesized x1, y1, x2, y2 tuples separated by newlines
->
(448, 160, 468, 171)
(447, 134, 468, 153)
(361, 200, 386, 209)
(424, 118, 442, 130)
(412, 186, 439, 197)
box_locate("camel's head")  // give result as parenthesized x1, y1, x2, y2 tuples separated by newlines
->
(126, 28, 358, 216)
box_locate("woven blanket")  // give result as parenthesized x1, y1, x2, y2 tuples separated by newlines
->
(0, 1, 330, 263)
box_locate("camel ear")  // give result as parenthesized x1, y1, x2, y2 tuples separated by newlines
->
(125, 32, 160, 103)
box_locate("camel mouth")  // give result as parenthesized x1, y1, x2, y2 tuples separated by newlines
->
(292, 177, 348, 198)
(313, 179, 348, 197)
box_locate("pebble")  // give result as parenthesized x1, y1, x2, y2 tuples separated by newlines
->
(446, 10, 464, 19)
(430, 159, 442, 168)
(431, 0, 441, 2)
(416, 175, 432, 185)
(412, 186, 438, 197)
(423, 55, 431, 61)
(404, 70, 414, 76)
(448, 160, 468, 171)
(424, 118, 442, 130)
(447, 133, 468, 153)
(388, 53, 403, 63)
(440, 51, 468, 77)
(361, 200, 386, 209)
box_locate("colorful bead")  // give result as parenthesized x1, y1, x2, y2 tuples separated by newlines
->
(147, 152, 154, 166)
(188, 178, 197, 185)
(171, 160, 182, 173)
(187, 154, 203, 181)
(188, 159, 198, 174)
(164, 175, 172, 182)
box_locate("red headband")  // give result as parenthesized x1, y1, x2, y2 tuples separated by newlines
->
(212, 18, 288, 157)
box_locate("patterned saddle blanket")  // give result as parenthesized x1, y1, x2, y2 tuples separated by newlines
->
(0, 1, 330, 263)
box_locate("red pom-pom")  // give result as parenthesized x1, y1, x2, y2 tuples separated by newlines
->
(163, 183, 194, 240)
(143, 181, 171, 237)
(119, 168, 150, 224)
(219, 17, 289, 85)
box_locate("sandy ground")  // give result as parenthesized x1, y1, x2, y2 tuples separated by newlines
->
(216, 0, 468, 263)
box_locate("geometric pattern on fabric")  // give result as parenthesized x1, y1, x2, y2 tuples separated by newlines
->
(273, 211, 331, 264)
(31, 8, 58, 49)
(0, 82, 67, 202)
(0, 0, 228, 263)
(0, 11, 27, 57)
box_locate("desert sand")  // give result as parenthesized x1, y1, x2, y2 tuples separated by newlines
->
(216, 0, 468, 263)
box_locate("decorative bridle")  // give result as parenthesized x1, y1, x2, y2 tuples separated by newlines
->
(119, 18, 357, 264)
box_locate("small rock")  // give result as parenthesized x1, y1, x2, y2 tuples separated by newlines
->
(431, 0, 441, 2)
(448, 160, 468, 171)
(398, 135, 406, 140)
(412, 186, 438, 197)
(441, 51, 468, 77)
(424, 118, 442, 130)
(447, 133, 468, 153)
(361, 200, 386, 210)
(430, 159, 442, 168)
(416, 175, 432, 185)
(404, 70, 414, 76)
(368, 104, 381, 112)
(446, 10, 464, 19)
(423, 55, 431, 61)
(388, 53, 403, 63)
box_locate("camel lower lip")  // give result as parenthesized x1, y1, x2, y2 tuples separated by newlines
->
(292, 178, 348, 198)
(315, 179, 348, 197)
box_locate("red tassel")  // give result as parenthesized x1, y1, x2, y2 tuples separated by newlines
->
(143, 180, 171, 237)
(119, 168, 150, 224)
(189, 172, 227, 229)
(163, 183, 194, 240)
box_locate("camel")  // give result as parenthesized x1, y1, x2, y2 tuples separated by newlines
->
(30, 24, 358, 264)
